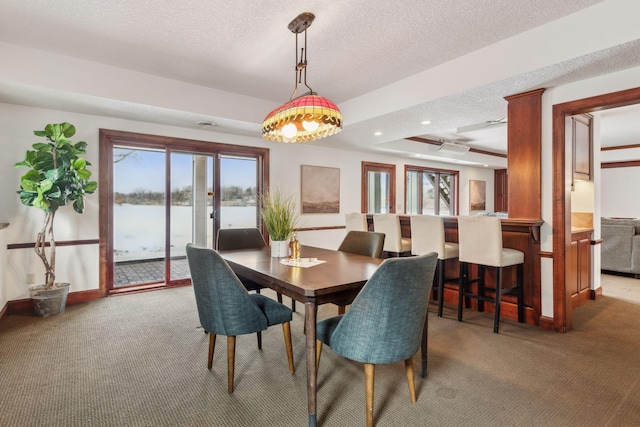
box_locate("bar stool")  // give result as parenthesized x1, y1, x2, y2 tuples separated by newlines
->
(457, 215, 524, 333)
(345, 212, 368, 232)
(373, 214, 411, 257)
(410, 215, 459, 317)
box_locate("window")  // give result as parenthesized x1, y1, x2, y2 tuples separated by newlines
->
(405, 165, 458, 215)
(362, 162, 396, 213)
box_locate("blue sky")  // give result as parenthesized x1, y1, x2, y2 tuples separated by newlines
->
(113, 148, 255, 193)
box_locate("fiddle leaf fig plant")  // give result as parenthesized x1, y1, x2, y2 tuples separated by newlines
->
(15, 122, 98, 289)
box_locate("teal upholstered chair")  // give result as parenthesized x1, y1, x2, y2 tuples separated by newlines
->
(217, 228, 295, 312)
(334, 230, 386, 314)
(315, 253, 438, 427)
(186, 243, 295, 394)
(338, 230, 386, 259)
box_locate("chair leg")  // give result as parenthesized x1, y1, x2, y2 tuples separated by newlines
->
(437, 259, 445, 317)
(257, 331, 262, 349)
(404, 358, 417, 404)
(282, 322, 295, 374)
(315, 340, 323, 370)
(277, 292, 283, 303)
(208, 333, 216, 370)
(494, 267, 503, 334)
(364, 363, 375, 427)
(458, 262, 466, 322)
(477, 264, 486, 312)
(291, 299, 296, 312)
(338, 305, 346, 315)
(227, 336, 236, 394)
(517, 264, 524, 323)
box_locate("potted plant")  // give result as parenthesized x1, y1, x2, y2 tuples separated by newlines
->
(259, 189, 298, 257)
(14, 122, 98, 317)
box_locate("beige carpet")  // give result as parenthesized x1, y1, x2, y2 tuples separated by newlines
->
(1, 278, 639, 427)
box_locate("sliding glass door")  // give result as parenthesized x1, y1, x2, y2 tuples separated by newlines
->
(102, 130, 268, 294)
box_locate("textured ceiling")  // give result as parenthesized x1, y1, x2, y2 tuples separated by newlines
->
(1, 0, 639, 168)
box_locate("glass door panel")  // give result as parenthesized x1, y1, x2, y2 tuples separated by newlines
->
(113, 147, 166, 287)
(422, 173, 436, 215)
(218, 156, 258, 229)
(169, 152, 214, 281)
(367, 171, 391, 213)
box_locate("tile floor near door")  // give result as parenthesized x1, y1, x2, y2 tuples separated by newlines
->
(114, 258, 190, 287)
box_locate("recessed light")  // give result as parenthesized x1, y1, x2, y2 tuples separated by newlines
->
(374, 131, 382, 136)
(421, 120, 431, 125)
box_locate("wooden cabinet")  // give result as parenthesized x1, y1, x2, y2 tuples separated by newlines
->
(570, 230, 592, 308)
(572, 114, 592, 182)
(494, 169, 508, 212)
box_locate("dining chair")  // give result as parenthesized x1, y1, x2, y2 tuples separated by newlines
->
(315, 253, 438, 427)
(217, 228, 295, 312)
(373, 214, 411, 257)
(410, 215, 459, 317)
(345, 212, 369, 232)
(334, 230, 386, 314)
(185, 243, 295, 394)
(457, 215, 525, 333)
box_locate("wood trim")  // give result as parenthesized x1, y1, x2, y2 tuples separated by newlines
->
(505, 88, 544, 219)
(405, 136, 507, 158)
(295, 225, 345, 232)
(0, 223, 8, 230)
(8, 239, 99, 250)
(361, 161, 396, 213)
(590, 239, 603, 245)
(601, 143, 640, 151)
(99, 129, 270, 298)
(552, 86, 640, 333)
(6, 289, 101, 314)
(601, 160, 640, 169)
(539, 251, 553, 258)
(538, 316, 556, 331)
(0, 302, 8, 324)
(591, 287, 603, 299)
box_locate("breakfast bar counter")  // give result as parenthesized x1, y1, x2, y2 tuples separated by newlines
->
(366, 215, 544, 326)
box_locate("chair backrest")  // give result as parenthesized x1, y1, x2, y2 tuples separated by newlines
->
(410, 215, 446, 258)
(185, 243, 268, 336)
(217, 228, 266, 251)
(338, 231, 385, 258)
(373, 214, 402, 253)
(327, 253, 438, 364)
(345, 213, 368, 232)
(457, 215, 503, 266)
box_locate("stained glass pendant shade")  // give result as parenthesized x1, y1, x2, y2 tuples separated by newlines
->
(262, 12, 343, 143)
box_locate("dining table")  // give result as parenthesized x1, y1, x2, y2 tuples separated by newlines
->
(219, 244, 431, 427)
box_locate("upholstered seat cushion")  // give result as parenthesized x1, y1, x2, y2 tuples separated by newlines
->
(443, 242, 459, 260)
(501, 248, 525, 267)
(250, 294, 293, 326)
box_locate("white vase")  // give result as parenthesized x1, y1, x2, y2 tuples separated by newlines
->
(271, 240, 290, 258)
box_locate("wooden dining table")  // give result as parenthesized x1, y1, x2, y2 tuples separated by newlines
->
(219, 245, 431, 427)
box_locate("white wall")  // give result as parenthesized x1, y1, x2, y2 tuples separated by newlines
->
(0, 102, 494, 307)
(540, 65, 640, 318)
(601, 167, 640, 218)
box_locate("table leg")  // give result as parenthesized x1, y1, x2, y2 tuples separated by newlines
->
(305, 299, 318, 427)
(421, 311, 429, 378)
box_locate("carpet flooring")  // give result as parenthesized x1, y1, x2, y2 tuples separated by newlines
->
(1, 277, 639, 426)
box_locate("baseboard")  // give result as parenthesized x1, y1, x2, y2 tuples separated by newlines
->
(6, 289, 101, 315)
(591, 287, 603, 299)
(0, 302, 8, 325)
(538, 316, 557, 331)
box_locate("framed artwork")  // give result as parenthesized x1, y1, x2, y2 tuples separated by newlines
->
(469, 180, 486, 211)
(301, 165, 340, 213)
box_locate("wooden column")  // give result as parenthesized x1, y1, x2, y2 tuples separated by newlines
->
(505, 89, 545, 219)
